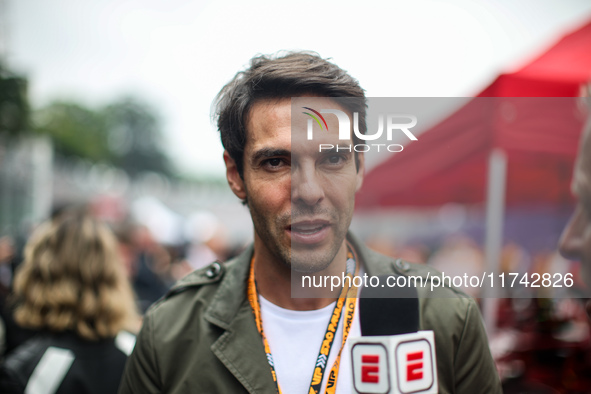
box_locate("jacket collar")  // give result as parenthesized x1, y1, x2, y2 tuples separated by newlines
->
(203, 243, 253, 329)
(202, 244, 277, 393)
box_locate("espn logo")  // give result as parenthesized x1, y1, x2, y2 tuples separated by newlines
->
(395, 340, 434, 393)
(361, 355, 380, 383)
(406, 351, 424, 381)
(351, 344, 390, 394)
(351, 332, 437, 394)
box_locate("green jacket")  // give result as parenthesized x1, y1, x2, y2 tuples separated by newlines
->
(119, 234, 501, 393)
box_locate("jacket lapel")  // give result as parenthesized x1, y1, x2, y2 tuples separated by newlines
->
(204, 246, 277, 393)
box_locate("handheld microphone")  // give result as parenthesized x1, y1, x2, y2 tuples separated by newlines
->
(351, 275, 438, 394)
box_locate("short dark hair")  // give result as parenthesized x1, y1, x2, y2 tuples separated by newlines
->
(214, 51, 366, 178)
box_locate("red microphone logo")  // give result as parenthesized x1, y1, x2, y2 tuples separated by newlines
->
(396, 340, 434, 393)
(352, 344, 390, 394)
(361, 355, 380, 383)
(406, 351, 423, 381)
(351, 331, 438, 394)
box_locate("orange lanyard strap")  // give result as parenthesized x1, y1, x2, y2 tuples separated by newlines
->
(247, 243, 360, 394)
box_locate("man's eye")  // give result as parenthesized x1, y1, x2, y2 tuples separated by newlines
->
(264, 158, 283, 167)
(326, 155, 345, 165)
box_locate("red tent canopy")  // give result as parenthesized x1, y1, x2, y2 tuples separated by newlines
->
(357, 19, 591, 209)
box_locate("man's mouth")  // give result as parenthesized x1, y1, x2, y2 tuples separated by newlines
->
(290, 222, 328, 234)
(288, 221, 330, 244)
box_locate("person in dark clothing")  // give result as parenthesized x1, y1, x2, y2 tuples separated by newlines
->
(0, 211, 139, 393)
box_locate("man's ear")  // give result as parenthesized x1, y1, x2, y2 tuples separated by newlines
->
(355, 152, 365, 192)
(224, 151, 247, 200)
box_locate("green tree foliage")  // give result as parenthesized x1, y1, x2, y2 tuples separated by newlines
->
(0, 64, 29, 137)
(34, 101, 110, 161)
(34, 96, 172, 177)
(103, 97, 171, 177)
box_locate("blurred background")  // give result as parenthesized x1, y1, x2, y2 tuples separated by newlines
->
(2, 0, 591, 392)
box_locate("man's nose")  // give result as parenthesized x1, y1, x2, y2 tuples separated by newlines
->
(559, 207, 584, 261)
(291, 165, 324, 206)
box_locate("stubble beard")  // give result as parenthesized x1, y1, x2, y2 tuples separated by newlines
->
(249, 202, 351, 274)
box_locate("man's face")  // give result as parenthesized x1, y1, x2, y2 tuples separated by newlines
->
(225, 97, 364, 273)
(559, 120, 591, 287)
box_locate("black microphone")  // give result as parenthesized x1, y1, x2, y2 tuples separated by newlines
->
(359, 275, 419, 336)
(351, 274, 438, 393)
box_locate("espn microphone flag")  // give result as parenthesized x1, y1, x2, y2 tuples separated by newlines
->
(351, 276, 438, 393)
(350, 331, 438, 394)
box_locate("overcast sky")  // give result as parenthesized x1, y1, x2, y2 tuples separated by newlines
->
(5, 0, 591, 178)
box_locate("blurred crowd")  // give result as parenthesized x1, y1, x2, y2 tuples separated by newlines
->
(0, 200, 243, 392)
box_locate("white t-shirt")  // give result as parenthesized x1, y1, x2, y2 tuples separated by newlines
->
(259, 295, 361, 394)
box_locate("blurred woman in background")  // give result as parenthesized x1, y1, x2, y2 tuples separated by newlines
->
(0, 210, 139, 393)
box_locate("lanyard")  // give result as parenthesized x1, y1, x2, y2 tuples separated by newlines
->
(247, 243, 360, 394)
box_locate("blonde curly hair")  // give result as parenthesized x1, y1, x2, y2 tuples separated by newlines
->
(13, 212, 139, 340)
